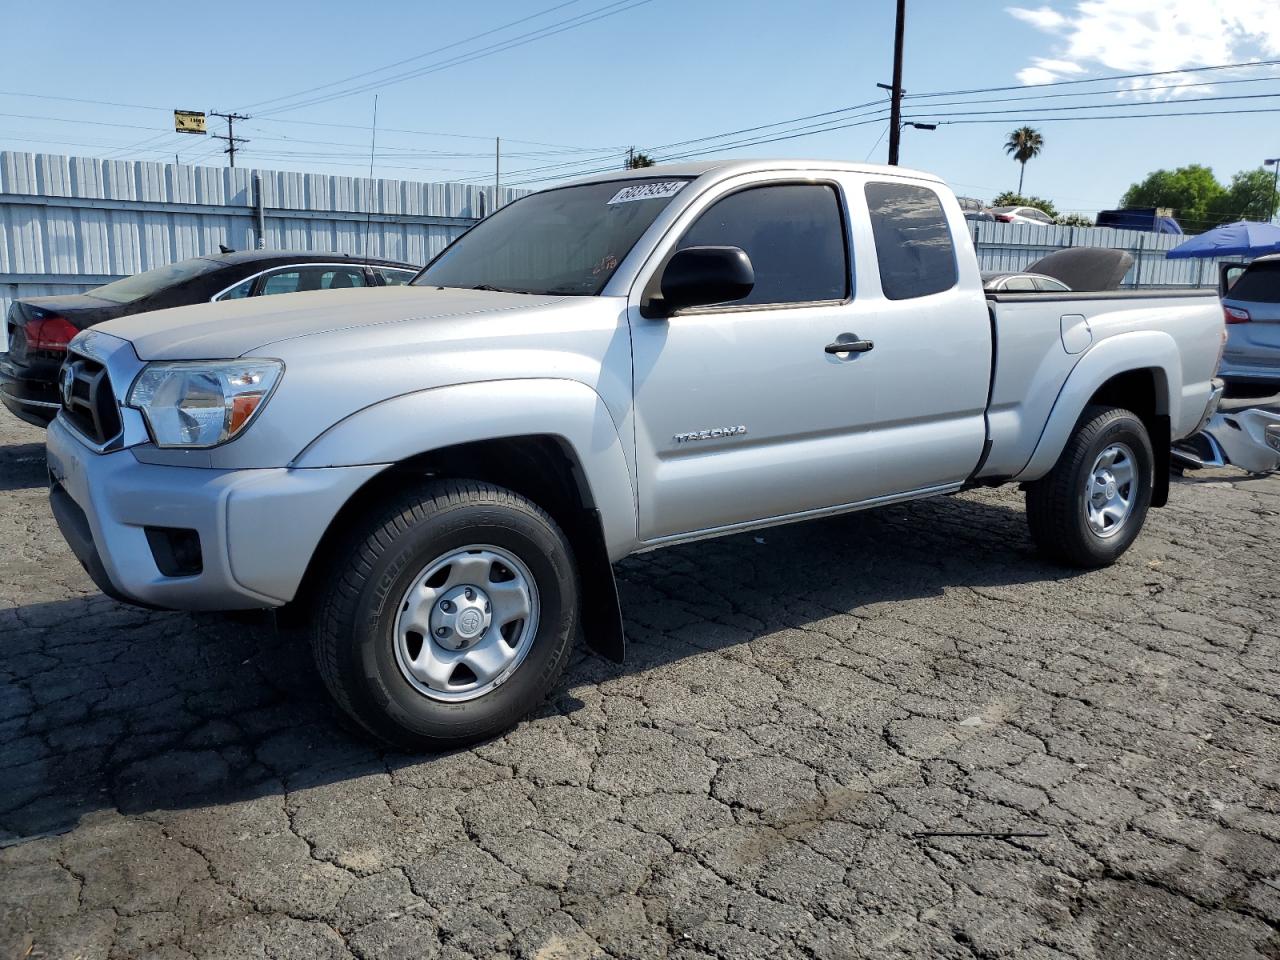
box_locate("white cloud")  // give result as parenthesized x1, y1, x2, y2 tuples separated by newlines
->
(1016, 66, 1060, 85)
(1015, 56, 1088, 85)
(1033, 59, 1086, 75)
(1005, 0, 1280, 95)
(1008, 6, 1068, 30)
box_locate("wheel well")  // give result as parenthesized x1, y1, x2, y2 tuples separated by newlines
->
(1087, 368, 1171, 507)
(287, 435, 625, 660)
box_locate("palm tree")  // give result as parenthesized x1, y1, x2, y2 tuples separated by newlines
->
(1004, 127, 1044, 195)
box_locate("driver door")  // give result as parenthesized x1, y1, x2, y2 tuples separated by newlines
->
(628, 178, 876, 541)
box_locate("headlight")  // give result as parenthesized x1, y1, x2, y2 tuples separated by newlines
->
(128, 360, 283, 448)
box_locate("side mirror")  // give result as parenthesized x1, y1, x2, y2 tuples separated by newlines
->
(654, 246, 754, 316)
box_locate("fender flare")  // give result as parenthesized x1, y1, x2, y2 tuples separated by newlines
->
(1015, 331, 1180, 481)
(293, 378, 637, 662)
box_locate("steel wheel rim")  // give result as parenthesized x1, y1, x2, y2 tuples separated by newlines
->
(1085, 442, 1137, 539)
(393, 544, 539, 702)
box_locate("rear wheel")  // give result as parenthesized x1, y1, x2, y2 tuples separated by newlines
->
(1025, 405, 1154, 568)
(311, 480, 578, 749)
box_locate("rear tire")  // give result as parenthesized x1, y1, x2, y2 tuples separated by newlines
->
(311, 480, 578, 750)
(1025, 405, 1154, 568)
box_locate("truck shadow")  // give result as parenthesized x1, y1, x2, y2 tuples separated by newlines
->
(0, 492, 1077, 844)
(0, 443, 47, 492)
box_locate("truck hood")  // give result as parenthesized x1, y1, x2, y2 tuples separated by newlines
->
(93, 286, 565, 361)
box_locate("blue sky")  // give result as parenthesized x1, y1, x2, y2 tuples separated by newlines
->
(3, 0, 1279, 215)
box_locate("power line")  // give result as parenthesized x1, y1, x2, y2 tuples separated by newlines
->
(905, 57, 1280, 99)
(255, 0, 655, 117)
(495, 57, 1280, 184)
(0, 90, 165, 111)
(0, 110, 160, 132)
(253, 117, 619, 150)
(919, 105, 1280, 125)
(512, 101, 1280, 188)
(465, 98, 894, 184)
(235, 123, 610, 159)
(242, 0, 587, 111)
(0, 90, 619, 153)
(490, 67, 1280, 186)
(906, 71, 1280, 108)
(904, 89, 1280, 120)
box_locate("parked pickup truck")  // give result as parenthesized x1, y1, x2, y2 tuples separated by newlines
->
(44, 160, 1225, 748)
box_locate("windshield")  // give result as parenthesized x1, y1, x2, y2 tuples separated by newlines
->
(92, 256, 223, 304)
(416, 178, 691, 296)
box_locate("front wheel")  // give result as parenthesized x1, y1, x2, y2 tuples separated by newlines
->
(1025, 404, 1155, 568)
(310, 480, 578, 749)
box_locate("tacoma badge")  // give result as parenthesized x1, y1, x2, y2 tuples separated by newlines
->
(673, 425, 748, 444)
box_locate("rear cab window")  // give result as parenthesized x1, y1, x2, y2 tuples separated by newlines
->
(864, 181, 958, 300)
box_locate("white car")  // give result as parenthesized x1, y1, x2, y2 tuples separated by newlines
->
(991, 205, 1055, 226)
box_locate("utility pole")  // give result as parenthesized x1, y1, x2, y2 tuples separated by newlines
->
(210, 111, 250, 167)
(627, 146, 635, 169)
(886, 0, 906, 166)
(1266, 158, 1280, 223)
(495, 137, 501, 205)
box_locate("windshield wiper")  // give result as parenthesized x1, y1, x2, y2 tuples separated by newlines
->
(470, 284, 508, 292)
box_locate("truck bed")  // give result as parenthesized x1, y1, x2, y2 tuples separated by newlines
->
(978, 289, 1222, 481)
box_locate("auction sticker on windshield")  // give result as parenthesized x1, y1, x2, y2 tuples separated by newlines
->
(607, 181, 686, 204)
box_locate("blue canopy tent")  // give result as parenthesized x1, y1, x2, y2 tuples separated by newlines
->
(1166, 220, 1280, 259)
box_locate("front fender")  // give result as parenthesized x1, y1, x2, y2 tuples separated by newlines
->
(1015, 331, 1180, 481)
(292, 378, 639, 561)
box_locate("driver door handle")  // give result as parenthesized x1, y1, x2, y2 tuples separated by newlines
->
(825, 338, 874, 355)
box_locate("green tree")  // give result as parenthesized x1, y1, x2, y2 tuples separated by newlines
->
(1057, 213, 1094, 227)
(626, 148, 655, 169)
(1120, 164, 1223, 229)
(991, 191, 1058, 220)
(1004, 126, 1044, 195)
(1212, 168, 1278, 223)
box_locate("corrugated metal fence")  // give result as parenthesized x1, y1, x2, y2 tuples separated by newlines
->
(971, 220, 1225, 288)
(0, 151, 526, 314)
(2, 150, 1228, 316)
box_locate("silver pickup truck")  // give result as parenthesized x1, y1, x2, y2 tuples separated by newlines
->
(44, 160, 1225, 748)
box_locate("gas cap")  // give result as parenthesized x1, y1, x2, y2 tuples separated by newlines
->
(1060, 314, 1092, 354)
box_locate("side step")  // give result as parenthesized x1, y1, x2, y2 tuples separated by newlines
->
(1171, 432, 1227, 470)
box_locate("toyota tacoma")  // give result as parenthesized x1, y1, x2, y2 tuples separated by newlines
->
(44, 160, 1225, 748)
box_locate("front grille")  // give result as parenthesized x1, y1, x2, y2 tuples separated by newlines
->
(60, 352, 123, 446)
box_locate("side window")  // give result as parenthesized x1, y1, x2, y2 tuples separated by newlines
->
(259, 270, 304, 296)
(257, 265, 367, 297)
(215, 277, 254, 301)
(1034, 277, 1068, 292)
(317, 267, 367, 290)
(864, 181, 958, 300)
(674, 183, 848, 306)
(376, 268, 417, 286)
(1004, 276, 1037, 291)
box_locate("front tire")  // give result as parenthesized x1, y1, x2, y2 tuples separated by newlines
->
(1025, 405, 1154, 568)
(311, 480, 578, 750)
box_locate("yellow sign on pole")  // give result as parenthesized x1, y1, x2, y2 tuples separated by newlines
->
(174, 110, 207, 135)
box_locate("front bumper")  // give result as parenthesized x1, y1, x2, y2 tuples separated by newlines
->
(46, 415, 384, 610)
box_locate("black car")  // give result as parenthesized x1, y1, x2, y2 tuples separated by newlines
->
(1, 250, 419, 426)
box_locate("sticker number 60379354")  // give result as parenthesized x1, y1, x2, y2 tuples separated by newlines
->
(607, 181, 686, 204)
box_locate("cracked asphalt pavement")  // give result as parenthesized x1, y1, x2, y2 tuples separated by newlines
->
(1, 411, 1278, 960)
